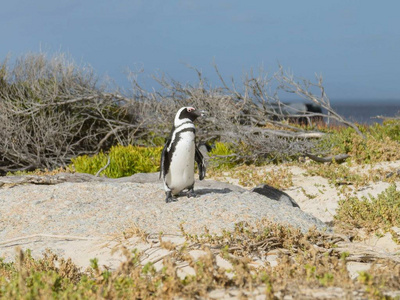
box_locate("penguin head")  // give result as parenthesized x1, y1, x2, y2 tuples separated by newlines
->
(174, 107, 204, 126)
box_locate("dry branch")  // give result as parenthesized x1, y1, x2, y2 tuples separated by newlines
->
(273, 66, 366, 139)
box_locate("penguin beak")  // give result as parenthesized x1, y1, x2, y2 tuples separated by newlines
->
(192, 109, 206, 118)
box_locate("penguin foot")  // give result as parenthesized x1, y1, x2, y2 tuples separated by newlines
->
(165, 191, 178, 203)
(166, 196, 178, 203)
(187, 189, 197, 198)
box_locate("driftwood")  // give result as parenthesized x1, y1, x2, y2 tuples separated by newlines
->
(305, 153, 351, 164)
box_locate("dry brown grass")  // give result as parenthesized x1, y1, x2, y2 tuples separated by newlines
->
(2, 220, 400, 299)
(209, 164, 294, 190)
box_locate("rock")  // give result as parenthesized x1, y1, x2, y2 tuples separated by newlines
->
(0, 173, 331, 268)
(125, 172, 246, 193)
(0, 180, 330, 240)
(124, 172, 160, 183)
(251, 184, 300, 208)
(196, 179, 246, 194)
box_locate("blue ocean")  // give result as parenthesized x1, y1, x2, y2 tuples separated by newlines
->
(330, 101, 400, 125)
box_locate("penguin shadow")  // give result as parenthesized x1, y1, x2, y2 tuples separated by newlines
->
(182, 188, 233, 197)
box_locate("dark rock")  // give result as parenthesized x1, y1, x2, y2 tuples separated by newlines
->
(251, 184, 300, 208)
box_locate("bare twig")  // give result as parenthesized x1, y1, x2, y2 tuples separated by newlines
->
(0, 234, 98, 246)
(95, 156, 111, 177)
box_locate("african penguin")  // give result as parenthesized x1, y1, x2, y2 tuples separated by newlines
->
(160, 107, 206, 203)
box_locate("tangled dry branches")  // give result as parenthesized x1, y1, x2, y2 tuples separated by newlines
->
(0, 53, 360, 173)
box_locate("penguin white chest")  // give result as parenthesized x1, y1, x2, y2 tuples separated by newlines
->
(167, 131, 195, 194)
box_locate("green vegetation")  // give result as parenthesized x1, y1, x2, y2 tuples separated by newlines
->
(305, 162, 369, 188)
(369, 119, 400, 142)
(335, 184, 400, 232)
(292, 120, 400, 189)
(210, 164, 295, 189)
(208, 119, 400, 177)
(71, 145, 162, 178)
(318, 119, 400, 164)
(208, 142, 237, 169)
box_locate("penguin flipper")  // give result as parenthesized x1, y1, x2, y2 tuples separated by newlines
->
(160, 139, 171, 179)
(195, 144, 206, 180)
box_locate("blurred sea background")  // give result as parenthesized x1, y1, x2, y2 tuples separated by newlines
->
(330, 100, 400, 125)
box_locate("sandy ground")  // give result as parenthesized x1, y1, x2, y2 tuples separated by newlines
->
(284, 160, 400, 224)
(210, 160, 400, 276)
(215, 160, 400, 224)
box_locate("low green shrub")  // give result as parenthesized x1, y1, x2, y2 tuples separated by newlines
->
(318, 122, 400, 164)
(369, 119, 400, 142)
(305, 162, 368, 187)
(334, 184, 400, 232)
(71, 145, 162, 178)
(208, 142, 237, 169)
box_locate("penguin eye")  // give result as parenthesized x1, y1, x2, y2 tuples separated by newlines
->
(187, 107, 195, 112)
